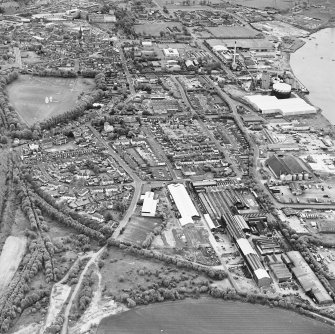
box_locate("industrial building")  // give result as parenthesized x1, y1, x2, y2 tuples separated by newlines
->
(253, 237, 282, 256)
(266, 154, 309, 181)
(317, 221, 335, 234)
(286, 251, 333, 305)
(245, 94, 317, 116)
(168, 183, 200, 226)
(163, 48, 179, 58)
(141, 191, 158, 217)
(264, 254, 292, 282)
(236, 238, 272, 287)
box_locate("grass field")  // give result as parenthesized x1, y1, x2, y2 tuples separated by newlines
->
(6, 75, 95, 126)
(0, 236, 27, 296)
(119, 215, 163, 246)
(98, 299, 335, 334)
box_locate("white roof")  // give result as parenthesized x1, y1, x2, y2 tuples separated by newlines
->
(236, 238, 256, 255)
(213, 45, 228, 52)
(141, 191, 158, 217)
(168, 184, 199, 226)
(204, 214, 216, 229)
(163, 48, 179, 56)
(273, 82, 291, 93)
(245, 94, 317, 115)
(254, 268, 271, 280)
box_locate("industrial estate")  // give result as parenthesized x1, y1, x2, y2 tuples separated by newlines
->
(0, 0, 335, 333)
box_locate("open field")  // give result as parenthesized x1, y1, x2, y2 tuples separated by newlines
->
(0, 236, 27, 296)
(119, 215, 163, 245)
(6, 75, 95, 126)
(97, 298, 335, 334)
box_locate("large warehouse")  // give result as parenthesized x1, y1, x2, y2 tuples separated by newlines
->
(287, 251, 332, 305)
(266, 154, 309, 180)
(168, 183, 200, 226)
(244, 94, 317, 116)
(236, 238, 272, 287)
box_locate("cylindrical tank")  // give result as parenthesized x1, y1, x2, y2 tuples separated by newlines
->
(280, 174, 285, 181)
(292, 174, 297, 181)
(303, 173, 309, 180)
(298, 173, 303, 181)
(272, 82, 292, 99)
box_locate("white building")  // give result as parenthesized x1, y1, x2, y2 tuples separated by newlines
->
(163, 48, 179, 58)
(168, 183, 199, 226)
(245, 94, 317, 116)
(141, 191, 158, 217)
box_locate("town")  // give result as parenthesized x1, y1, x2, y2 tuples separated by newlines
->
(0, 0, 335, 333)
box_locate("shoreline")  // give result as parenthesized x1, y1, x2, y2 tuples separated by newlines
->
(284, 27, 334, 127)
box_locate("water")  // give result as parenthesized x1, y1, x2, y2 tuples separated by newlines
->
(97, 299, 335, 334)
(290, 28, 335, 124)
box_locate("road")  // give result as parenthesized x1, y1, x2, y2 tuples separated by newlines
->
(116, 42, 135, 95)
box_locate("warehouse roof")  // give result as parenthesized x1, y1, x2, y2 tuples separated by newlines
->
(237, 238, 256, 255)
(168, 183, 199, 226)
(245, 94, 317, 116)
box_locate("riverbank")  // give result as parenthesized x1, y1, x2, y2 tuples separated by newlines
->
(289, 27, 335, 124)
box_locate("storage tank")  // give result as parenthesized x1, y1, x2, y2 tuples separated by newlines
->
(280, 174, 286, 181)
(292, 174, 297, 181)
(272, 82, 292, 99)
(298, 173, 303, 181)
(303, 173, 309, 180)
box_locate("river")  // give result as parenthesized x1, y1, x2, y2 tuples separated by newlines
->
(97, 299, 335, 334)
(290, 28, 335, 124)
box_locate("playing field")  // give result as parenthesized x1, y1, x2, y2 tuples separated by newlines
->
(98, 299, 335, 334)
(7, 75, 95, 126)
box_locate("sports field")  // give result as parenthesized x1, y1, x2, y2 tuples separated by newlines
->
(7, 75, 95, 126)
(98, 299, 335, 334)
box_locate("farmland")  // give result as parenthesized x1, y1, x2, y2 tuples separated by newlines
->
(6, 75, 95, 126)
(97, 299, 335, 334)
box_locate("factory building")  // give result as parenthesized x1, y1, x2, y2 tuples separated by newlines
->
(287, 251, 333, 305)
(236, 238, 272, 287)
(245, 94, 317, 116)
(141, 191, 158, 217)
(264, 254, 292, 282)
(266, 154, 309, 181)
(168, 183, 200, 226)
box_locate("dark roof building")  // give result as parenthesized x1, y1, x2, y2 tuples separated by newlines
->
(266, 154, 309, 180)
